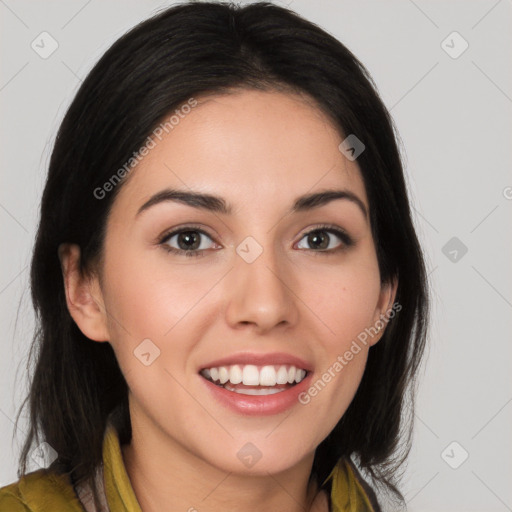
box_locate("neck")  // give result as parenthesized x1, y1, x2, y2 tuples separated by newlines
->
(121, 411, 328, 512)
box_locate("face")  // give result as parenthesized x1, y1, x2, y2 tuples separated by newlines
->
(89, 89, 393, 476)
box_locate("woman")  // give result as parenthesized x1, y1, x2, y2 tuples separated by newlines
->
(0, 2, 428, 511)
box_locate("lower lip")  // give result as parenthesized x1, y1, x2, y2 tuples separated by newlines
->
(199, 373, 312, 416)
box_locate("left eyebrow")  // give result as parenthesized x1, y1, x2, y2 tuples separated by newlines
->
(292, 189, 367, 219)
(136, 188, 368, 220)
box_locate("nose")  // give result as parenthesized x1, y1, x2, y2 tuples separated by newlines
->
(224, 240, 299, 334)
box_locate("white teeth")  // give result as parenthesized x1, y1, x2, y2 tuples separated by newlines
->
(201, 363, 308, 387)
(242, 365, 260, 385)
(276, 366, 289, 385)
(259, 365, 276, 386)
(229, 365, 243, 385)
(218, 366, 229, 384)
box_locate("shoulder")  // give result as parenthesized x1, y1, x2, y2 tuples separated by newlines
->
(0, 469, 84, 512)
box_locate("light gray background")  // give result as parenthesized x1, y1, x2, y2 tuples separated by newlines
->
(1, 1, 511, 511)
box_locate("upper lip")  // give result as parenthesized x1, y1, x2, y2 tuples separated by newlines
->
(199, 352, 313, 372)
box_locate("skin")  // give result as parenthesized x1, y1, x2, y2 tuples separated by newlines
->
(59, 89, 396, 512)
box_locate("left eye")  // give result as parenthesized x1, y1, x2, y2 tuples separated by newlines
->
(296, 228, 351, 251)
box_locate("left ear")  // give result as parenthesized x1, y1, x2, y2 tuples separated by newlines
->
(369, 277, 398, 347)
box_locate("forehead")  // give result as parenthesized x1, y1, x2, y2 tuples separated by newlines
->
(114, 89, 368, 215)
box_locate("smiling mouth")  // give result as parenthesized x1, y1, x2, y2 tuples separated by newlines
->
(199, 364, 308, 396)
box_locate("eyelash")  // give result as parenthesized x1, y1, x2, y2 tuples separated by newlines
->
(158, 223, 354, 258)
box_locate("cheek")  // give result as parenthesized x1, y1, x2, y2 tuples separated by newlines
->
(102, 240, 214, 337)
(99, 247, 209, 424)
(299, 257, 382, 348)
(295, 255, 380, 410)
(100, 241, 229, 385)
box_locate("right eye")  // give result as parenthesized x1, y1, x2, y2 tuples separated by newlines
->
(159, 226, 219, 258)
